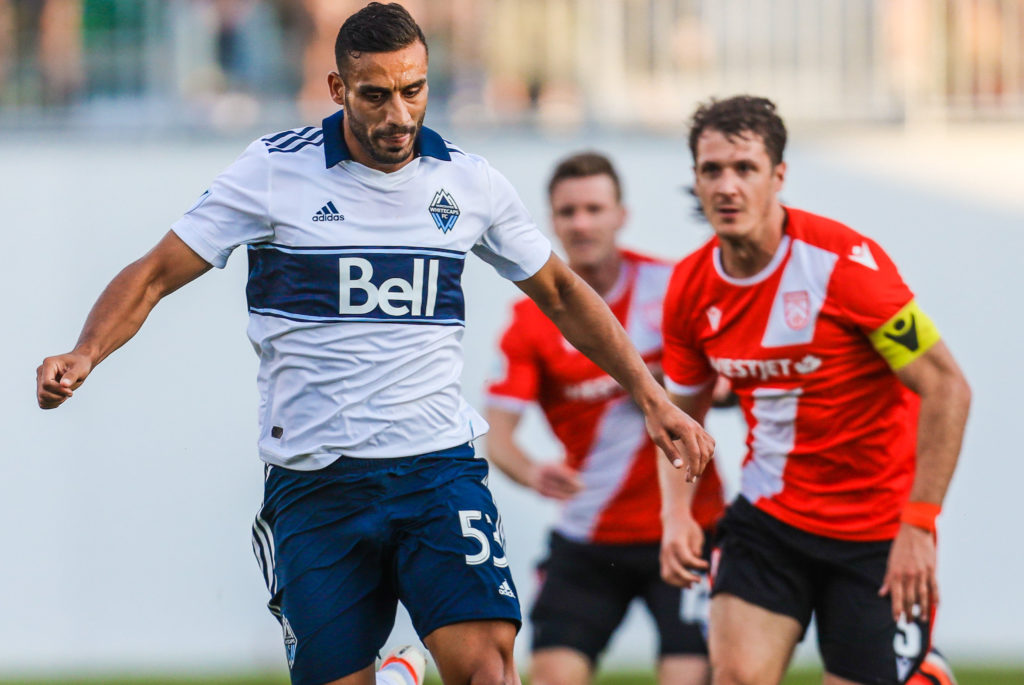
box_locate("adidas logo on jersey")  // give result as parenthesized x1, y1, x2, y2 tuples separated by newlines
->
(313, 201, 345, 222)
(497, 580, 516, 598)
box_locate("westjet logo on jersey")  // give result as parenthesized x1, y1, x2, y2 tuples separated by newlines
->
(710, 354, 822, 380)
(312, 201, 345, 221)
(246, 245, 466, 324)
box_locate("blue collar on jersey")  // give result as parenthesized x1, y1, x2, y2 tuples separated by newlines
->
(322, 109, 451, 168)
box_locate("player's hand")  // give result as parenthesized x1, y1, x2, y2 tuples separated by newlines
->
(645, 399, 715, 481)
(879, 523, 938, 622)
(660, 511, 708, 588)
(37, 352, 93, 409)
(527, 462, 583, 500)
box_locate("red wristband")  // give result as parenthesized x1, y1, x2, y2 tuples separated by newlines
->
(900, 501, 941, 533)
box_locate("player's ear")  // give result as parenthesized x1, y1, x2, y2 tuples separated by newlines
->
(773, 160, 787, 192)
(616, 204, 629, 232)
(328, 72, 346, 107)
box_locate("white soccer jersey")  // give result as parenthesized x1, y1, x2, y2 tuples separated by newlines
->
(171, 110, 552, 469)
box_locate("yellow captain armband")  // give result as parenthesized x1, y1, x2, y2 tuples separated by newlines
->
(868, 299, 941, 370)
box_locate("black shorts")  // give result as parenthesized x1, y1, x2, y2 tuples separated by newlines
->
(711, 497, 932, 685)
(530, 531, 710, 664)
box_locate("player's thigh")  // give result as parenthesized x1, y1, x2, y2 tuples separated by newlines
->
(530, 647, 592, 685)
(424, 619, 519, 685)
(393, 454, 521, 639)
(707, 499, 814, 685)
(815, 540, 932, 685)
(256, 463, 399, 685)
(529, 533, 637, 664)
(708, 594, 802, 685)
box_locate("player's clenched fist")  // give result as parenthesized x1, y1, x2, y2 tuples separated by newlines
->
(36, 352, 93, 409)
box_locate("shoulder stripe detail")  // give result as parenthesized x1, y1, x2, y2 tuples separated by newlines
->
(263, 126, 316, 144)
(267, 137, 324, 154)
(262, 127, 324, 154)
(442, 138, 466, 154)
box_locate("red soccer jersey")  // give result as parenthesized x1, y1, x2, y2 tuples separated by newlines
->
(663, 208, 923, 541)
(488, 250, 725, 544)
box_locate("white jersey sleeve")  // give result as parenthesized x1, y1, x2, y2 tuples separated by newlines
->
(472, 163, 551, 281)
(171, 140, 274, 268)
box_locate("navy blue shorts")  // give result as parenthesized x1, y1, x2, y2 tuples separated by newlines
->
(251, 444, 521, 685)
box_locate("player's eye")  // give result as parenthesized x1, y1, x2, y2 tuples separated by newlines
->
(404, 86, 423, 98)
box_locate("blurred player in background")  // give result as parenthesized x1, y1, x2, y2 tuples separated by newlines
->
(35, 4, 715, 685)
(658, 95, 970, 685)
(486, 152, 725, 685)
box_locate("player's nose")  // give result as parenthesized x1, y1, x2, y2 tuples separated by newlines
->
(383, 93, 413, 127)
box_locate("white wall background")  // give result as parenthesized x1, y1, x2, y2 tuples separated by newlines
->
(1, 126, 1021, 678)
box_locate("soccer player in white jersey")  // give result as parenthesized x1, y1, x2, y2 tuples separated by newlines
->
(35, 4, 714, 685)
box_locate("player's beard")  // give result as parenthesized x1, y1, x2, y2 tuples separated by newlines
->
(346, 103, 424, 166)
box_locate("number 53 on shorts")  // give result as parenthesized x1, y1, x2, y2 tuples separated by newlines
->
(459, 509, 509, 567)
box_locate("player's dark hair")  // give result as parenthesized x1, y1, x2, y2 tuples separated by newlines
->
(688, 95, 787, 166)
(334, 2, 427, 76)
(547, 151, 623, 202)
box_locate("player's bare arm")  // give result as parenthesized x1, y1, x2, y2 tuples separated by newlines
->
(516, 254, 714, 480)
(36, 231, 211, 409)
(484, 406, 582, 500)
(879, 340, 971, 621)
(658, 387, 715, 587)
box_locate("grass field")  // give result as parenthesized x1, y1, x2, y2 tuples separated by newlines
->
(3, 668, 1023, 685)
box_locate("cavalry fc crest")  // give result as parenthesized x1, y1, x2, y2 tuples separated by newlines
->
(429, 188, 461, 233)
(783, 291, 810, 330)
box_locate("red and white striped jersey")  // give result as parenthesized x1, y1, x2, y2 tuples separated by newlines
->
(663, 208, 934, 541)
(488, 250, 725, 544)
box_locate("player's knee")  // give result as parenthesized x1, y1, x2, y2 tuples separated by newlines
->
(529, 646, 590, 685)
(710, 654, 767, 685)
(464, 658, 516, 685)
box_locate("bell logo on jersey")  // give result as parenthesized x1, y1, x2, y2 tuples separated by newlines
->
(784, 291, 810, 330)
(246, 245, 467, 325)
(340, 257, 440, 317)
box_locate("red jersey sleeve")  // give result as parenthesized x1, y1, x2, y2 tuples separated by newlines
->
(486, 304, 541, 411)
(662, 263, 715, 395)
(829, 236, 914, 333)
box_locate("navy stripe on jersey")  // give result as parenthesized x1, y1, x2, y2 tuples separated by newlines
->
(262, 127, 324, 154)
(247, 245, 467, 325)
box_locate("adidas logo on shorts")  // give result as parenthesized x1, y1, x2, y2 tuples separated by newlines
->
(312, 201, 345, 222)
(497, 580, 515, 598)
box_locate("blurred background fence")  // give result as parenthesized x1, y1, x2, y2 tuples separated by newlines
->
(2, 0, 1023, 132)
